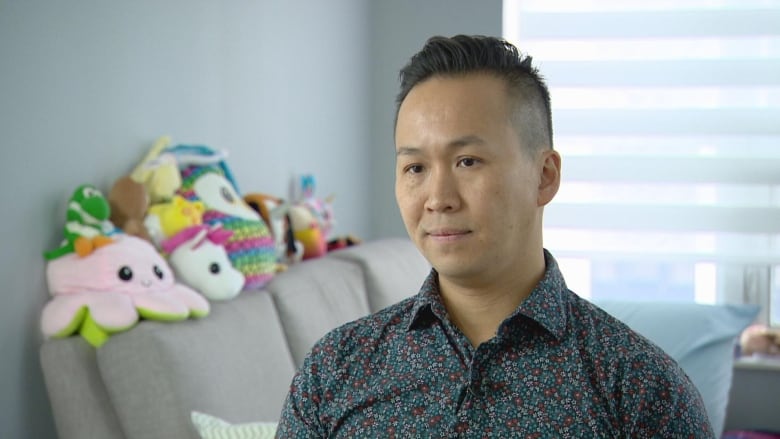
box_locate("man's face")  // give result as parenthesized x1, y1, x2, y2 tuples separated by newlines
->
(395, 74, 558, 286)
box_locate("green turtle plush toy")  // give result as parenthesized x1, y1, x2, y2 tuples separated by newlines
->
(44, 184, 116, 260)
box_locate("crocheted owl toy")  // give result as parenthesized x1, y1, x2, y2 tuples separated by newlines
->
(167, 145, 276, 290)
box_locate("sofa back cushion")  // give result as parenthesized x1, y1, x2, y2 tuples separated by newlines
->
(97, 291, 295, 439)
(331, 238, 430, 312)
(267, 257, 371, 366)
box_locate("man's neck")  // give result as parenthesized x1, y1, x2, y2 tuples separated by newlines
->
(438, 257, 546, 347)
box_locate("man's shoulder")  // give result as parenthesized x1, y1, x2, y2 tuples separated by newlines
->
(566, 294, 696, 392)
(565, 295, 712, 434)
(306, 295, 418, 365)
(566, 294, 676, 364)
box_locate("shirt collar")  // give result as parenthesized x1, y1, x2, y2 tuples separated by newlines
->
(406, 270, 445, 331)
(507, 249, 569, 340)
(406, 249, 569, 341)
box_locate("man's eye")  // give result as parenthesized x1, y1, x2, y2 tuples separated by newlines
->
(406, 164, 424, 174)
(458, 157, 478, 167)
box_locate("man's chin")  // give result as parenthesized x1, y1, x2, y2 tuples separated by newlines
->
(429, 258, 478, 280)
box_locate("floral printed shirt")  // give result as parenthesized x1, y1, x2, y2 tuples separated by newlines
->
(277, 250, 714, 438)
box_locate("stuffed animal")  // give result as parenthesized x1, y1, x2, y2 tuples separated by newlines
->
(740, 324, 780, 356)
(145, 195, 206, 245)
(327, 235, 362, 252)
(41, 234, 209, 347)
(130, 136, 182, 204)
(293, 174, 336, 240)
(288, 204, 327, 260)
(108, 176, 152, 243)
(288, 174, 361, 258)
(167, 144, 277, 290)
(244, 193, 303, 266)
(161, 225, 245, 301)
(44, 184, 116, 260)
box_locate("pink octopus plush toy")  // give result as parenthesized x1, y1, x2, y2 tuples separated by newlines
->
(41, 234, 210, 347)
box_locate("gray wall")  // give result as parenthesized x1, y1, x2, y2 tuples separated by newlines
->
(0, 0, 500, 437)
(368, 0, 503, 238)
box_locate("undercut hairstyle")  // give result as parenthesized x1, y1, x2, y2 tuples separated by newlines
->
(395, 35, 553, 153)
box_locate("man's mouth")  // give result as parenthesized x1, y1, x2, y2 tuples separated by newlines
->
(426, 229, 471, 238)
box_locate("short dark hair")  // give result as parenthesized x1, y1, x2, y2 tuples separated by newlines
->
(395, 35, 553, 152)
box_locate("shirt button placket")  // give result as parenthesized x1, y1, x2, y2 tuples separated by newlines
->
(463, 345, 488, 412)
(470, 342, 494, 395)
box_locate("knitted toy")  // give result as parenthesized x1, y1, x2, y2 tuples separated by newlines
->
(108, 176, 153, 243)
(41, 235, 209, 347)
(44, 184, 116, 260)
(167, 145, 276, 290)
(161, 225, 245, 301)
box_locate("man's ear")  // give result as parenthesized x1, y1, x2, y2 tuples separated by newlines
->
(537, 150, 561, 207)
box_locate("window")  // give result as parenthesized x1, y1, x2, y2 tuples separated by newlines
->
(504, 0, 780, 323)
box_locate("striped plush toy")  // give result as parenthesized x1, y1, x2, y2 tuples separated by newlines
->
(168, 145, 276, 291)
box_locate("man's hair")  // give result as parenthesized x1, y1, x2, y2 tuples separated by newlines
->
(395, 35, 553, 152)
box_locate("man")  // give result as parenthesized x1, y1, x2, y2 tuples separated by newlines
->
(277, 35, 714, 438)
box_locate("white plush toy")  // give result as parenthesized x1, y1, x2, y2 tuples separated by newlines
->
(161, 225, 245, 301)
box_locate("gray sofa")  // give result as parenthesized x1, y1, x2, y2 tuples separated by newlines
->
(40, 238, 431, 439)
(40, 238, 759, 438)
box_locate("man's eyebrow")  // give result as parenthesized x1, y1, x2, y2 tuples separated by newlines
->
(396, 146, 421, 157)
(396, 135, 486, 156)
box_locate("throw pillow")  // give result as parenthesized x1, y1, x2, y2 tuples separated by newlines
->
(191, 411, 277, 439)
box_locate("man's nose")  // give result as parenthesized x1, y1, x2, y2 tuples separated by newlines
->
(424, 168, 461, 212)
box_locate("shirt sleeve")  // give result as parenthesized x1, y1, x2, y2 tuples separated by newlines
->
(615, 350, 715, 438)
(276, 351, 326, 439)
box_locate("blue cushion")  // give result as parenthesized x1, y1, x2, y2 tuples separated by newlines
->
(593, 301, 759, 436)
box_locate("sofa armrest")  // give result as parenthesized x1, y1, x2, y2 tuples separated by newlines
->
(40, 337, 125, 439)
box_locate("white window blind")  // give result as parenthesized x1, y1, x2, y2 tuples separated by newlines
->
(503, 0, 780, 315)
